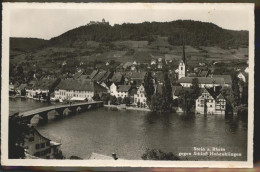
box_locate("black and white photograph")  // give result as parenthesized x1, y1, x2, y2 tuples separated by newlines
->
(1, 3, 254, 168)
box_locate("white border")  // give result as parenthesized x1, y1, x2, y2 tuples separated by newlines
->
(1, 2, 254, 168)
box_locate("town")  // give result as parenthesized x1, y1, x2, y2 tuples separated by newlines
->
(9, 43, 248, 115)
(8, 19, 249, 161)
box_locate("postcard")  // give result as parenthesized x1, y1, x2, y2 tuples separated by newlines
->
(1, 2, 254, 168)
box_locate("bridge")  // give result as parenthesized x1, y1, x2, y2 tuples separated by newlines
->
(13, 101, 104, 124)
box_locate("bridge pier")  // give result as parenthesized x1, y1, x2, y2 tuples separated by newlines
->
(68, 106, 77, 115)
(55, 108, 65, 119)
(38, 111, 49, 124)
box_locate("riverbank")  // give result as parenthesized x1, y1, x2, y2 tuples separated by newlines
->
(104, 104, 151, 112)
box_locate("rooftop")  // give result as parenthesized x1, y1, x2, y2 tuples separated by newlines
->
(178, 77, 225, 85)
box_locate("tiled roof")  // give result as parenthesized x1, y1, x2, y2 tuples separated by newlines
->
(56, 79, 106, 92)
(93, 71, 107, 81)
(73, 71, 83, 79)
(100, 71, 111, 81)
(89, 70, 99, 79)
(110, 72, 123, 83)
(178, 77, 225, 85)
(117, 85, 131, 92)
(212, 75, 232, 85)
(30, 78, 57, 90)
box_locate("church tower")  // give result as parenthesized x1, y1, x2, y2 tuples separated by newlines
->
(178, 39, 187, 79)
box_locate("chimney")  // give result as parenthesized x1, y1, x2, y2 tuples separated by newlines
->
(112, 153, 118, 160)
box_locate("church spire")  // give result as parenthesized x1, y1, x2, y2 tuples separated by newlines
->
(182, 33, 186, 65)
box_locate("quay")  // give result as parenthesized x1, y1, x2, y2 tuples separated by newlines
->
(11, 101, 104, 124)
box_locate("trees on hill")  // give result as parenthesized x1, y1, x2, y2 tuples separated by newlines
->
(144, 71, 155, 107)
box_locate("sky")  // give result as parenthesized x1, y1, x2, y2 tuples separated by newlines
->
(8, 4, 251, 40)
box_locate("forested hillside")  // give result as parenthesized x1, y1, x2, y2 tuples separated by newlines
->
(48, 20, 248, 49)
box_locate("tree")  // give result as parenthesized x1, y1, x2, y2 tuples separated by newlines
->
(9, 114, 32, 159)
(178, 90, 194, 113)
(117, 97, 123, 104)
(141, 149, 180, 160)
(109, 95, 117, 105)
(161, 73, 173, 111)
(122, 97, 131, 105)
(231, 72, 241, 106)
(150, 93, 164, 112)
(144, 71, 155, 107)
(92, 94, 101, 101)
(101, 94, 110, 104)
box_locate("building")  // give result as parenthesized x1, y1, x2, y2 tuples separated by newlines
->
(178, 77, 226, 88)
(109, 83, 132, 99)
(178, 41, 187, 79)
(237, 71, 248, 83)
(117, 85, 132, 98)
(23, 126, 61, 159)
(134, 84, 147, 107)
(54, 79, 107, 101)
(26, 78, 60, 100)
(195, 88, 226, 115)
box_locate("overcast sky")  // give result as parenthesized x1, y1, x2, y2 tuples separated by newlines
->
(9, 4, 251, 40)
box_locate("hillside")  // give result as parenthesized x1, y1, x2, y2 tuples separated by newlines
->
(9, 20, 249, 82)
(48, 20, 248, 49)
(10, 38, 48, 57)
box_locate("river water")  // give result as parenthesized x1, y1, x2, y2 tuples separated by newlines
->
(9, 98, 248, 161)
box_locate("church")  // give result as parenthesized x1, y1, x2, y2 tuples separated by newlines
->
(177, 43, 232, 88)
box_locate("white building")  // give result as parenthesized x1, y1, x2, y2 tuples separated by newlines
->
(178, 60, 186, 79)
(178, 77, 227, 88)
(109, 83, 131, 98)
(54, 79, 107, 101)
(195, 88, 226, 115)
(134, 84, 147, 107)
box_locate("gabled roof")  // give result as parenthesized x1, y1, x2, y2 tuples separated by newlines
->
(29, 78, 57, 90)
(126, 72, 147, 79)
(56, 79, 107, 92)
(89, 70, 99, 79)
(110, 72, 123, 83)
(78, 74, 90, 80)
(73, 71, 83, 79)
(100, 71, 111, 81)
(117, 85, 131, 92)
(93, 71, 107, 81)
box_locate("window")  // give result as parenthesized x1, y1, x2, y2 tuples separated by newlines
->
(222, 106, 224, 108)
(46, 141, 50, 146)
(210, 105, 212, 107)
(29, 137, 34, 142)
(41, 143, 45, 148)
(201, 105, 204, 107)
(36, 144, 40, 149)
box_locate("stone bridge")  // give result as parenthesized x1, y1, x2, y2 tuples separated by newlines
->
(12, 101, 103, 124)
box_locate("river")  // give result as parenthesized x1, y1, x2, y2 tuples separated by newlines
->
(9, 98, 248, 161)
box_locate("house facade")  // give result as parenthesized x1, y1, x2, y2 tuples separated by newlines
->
(178, 77, 226, 88)
(195, 88, 226, 115)
(54, 79, 107, 101)
(23, 127, 61, 159)
(134, 84, 147, 107)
